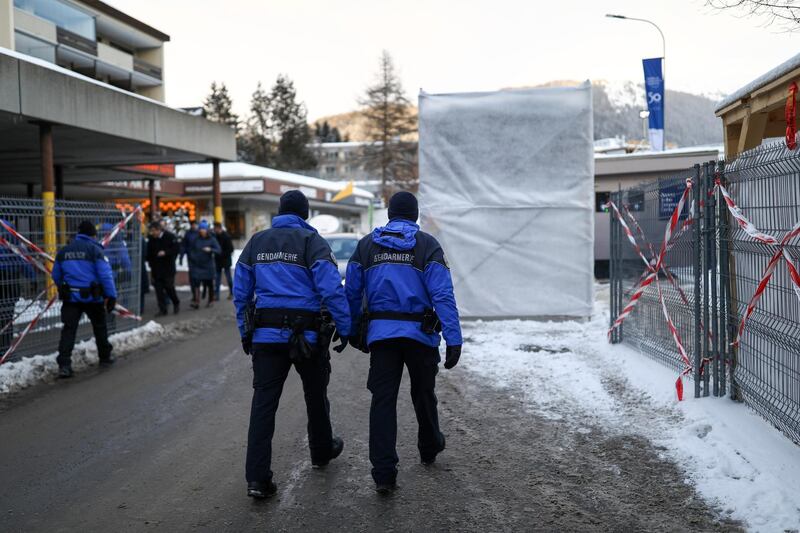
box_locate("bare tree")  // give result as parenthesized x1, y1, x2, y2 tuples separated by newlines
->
(706, 0, 800, 30)
(358, 51, 418, 204)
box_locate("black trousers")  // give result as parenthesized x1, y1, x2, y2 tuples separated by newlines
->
(152, 275, 179, 313)
(57, 302, 112, 367)
(246, 343, 334, 483)
(368, 338, 444, 485)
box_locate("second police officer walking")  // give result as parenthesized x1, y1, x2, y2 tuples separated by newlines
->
(51, 220, 118, 378)
(345, 192, 462, 494)
(233, 190, 351, 499)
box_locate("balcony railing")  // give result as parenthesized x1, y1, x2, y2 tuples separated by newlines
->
(56, 26, 96, 55)
(133, 57, 162, 80)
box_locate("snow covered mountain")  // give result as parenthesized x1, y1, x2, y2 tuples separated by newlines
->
(315, 80, 724, 148)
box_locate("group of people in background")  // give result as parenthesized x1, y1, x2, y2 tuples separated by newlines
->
(146, 217, 234, 316)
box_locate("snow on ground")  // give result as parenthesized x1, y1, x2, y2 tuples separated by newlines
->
(459, 283, 800, 532)
(0, 321, 164, 395)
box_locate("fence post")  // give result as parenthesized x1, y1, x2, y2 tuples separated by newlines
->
(708, 160, 720, 397)
(616, 186, 624, 343)
(609, 191, 617, 343)
(717, 160, 729, 397)
(693, 164, 702, 398)
(701, 163, 711, 396)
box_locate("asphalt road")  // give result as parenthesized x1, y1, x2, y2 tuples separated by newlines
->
(0, 301, 741, 532)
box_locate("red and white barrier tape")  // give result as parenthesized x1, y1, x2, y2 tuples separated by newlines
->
(714, 179, 800, 346)
(0, 288, 48, 337)
(0, 209, 144, 363)
(0, 295, 57, 365)
(101, 206, 142, 248)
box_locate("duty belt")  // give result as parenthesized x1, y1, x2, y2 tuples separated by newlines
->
(368, 309, 442, 334)
(253, 308, 322, 331)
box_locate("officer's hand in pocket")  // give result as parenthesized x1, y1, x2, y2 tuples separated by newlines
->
(444, 345, 461, 370)
(332, 331, 348, 353)
(105, 297, 117, 314)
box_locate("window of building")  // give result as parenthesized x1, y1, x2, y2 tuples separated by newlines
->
(14, 31, 56, 62)
(325, 166, 336, 175)
(14, 0, 96, 41)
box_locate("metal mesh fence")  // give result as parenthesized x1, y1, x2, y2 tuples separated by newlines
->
(723, 142, 800, 443)
(0, 197, 142, 363)
(610, 144, 800, 444)
(609, 171, 701, 375)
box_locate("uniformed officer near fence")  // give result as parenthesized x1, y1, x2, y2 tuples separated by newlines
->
(233, 190, 351, 499)
(51, 220, 118, 379)
(345, 192, 462, 494)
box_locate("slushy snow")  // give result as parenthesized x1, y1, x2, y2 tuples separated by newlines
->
(0, 320, 164, 394)
(458, 283, 800, 532)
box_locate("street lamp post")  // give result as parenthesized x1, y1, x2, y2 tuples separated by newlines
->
(606, 14, 666, 147)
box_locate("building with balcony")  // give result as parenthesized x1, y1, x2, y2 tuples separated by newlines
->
(1, 0, 167, 100)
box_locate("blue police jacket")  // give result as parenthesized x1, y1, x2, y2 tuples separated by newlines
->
(233, 214, 351, 343)
(51, 234, 117, 303)
(345, 219, 462, 348)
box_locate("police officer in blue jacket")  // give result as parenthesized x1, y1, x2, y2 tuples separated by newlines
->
(345, 192, 462, 494)
(51, 221, 118, 378)
(233, 190, 352, 499)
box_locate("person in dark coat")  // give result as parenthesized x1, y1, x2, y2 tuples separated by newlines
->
(213, 222, 234, 300)
(140, 235, 149, 314)
(188, 220, 220, 308)
(146, 221, 180, 316)
(180, 220, 200, 306)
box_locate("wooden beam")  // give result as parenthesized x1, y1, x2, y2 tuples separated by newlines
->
(737, 111, 769, 155)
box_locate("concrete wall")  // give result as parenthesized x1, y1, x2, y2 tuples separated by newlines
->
(5, 49, 235, 160)
(0, 0, 13, 49)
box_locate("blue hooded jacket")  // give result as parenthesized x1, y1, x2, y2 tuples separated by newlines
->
(345, 219, 462, 348)
(100, 222, 132, 273)
(51, 234, 117, 303)
(233, 214, 351, 343)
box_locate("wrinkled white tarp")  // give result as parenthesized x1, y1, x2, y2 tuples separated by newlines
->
(418, 83, 595, 318)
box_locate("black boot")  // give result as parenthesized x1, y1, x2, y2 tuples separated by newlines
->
(421, 433, 446, 466)
(247, 480, 277, 499)
(312, 436, 344, 469)
(375, 481, 397, 495)
(99, 355, 116, 368)
(58, 366, 73, 379)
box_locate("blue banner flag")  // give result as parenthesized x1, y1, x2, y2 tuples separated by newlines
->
(642, 57, 664, 151)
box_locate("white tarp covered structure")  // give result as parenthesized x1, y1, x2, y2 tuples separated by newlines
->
(418, 83, 594, 319)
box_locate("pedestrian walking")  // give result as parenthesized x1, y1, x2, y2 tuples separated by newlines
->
(51, 221, 118, 378)
(145, 221, 180, 317)
(345, 192, 462, 494)
(233, 190, 351, 499)
(213, 222, 234, 300)
(180, 220, 199, 306)
(189, 220, 220, 308)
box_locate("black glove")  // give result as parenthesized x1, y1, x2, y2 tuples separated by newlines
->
(105, 297, 117, 313)
(444, 345, 461, 370)
(332, 331, 348, 353)
(242, 335, 252, 356)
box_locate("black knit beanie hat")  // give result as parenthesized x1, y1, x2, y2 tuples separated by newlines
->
(78, 220, 97, 237)
(279, 190, 310, 220)
(388, 191, 419, 222)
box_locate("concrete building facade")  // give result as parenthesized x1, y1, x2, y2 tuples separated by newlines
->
(1, 0, 167, 100)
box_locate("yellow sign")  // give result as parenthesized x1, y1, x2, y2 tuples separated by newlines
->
(331, 181, 354, 203)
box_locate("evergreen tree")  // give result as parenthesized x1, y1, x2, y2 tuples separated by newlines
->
(330, 127, 342, 143)
(269, 74, 317, 171)
(358, 51, 417, 203)
(203, 82, 239, 133)
(240, 82, 274, 165)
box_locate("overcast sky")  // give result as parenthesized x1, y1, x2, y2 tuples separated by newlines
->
(110, 0, 798, 120)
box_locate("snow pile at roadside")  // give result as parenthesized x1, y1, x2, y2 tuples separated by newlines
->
(458, 284, 800, 531)
(0, 321, 164, 394)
